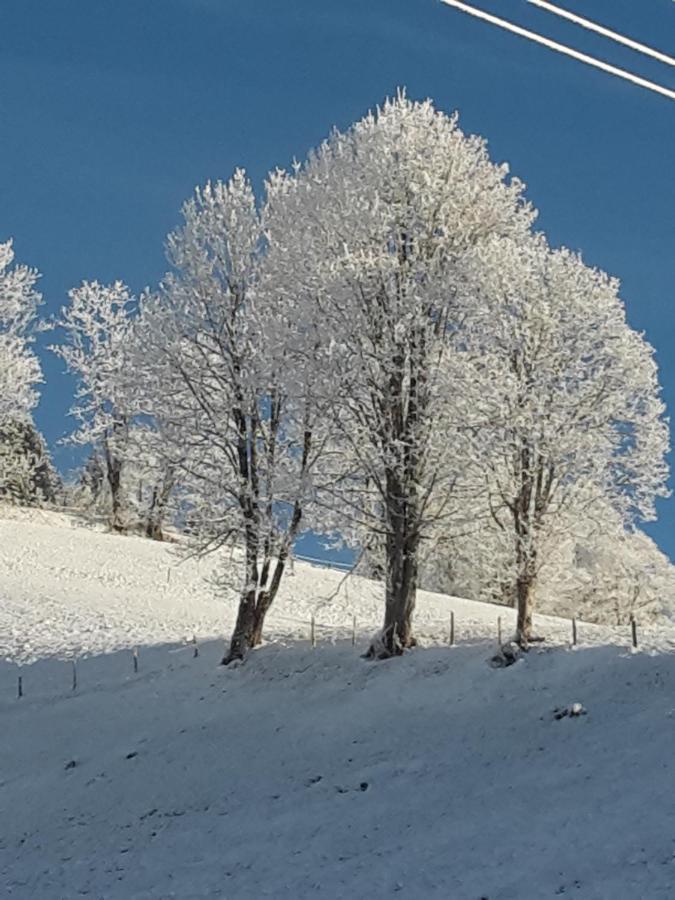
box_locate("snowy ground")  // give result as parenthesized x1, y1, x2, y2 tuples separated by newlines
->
(2, 508, 672, 666)
(3, 509, 675, 898)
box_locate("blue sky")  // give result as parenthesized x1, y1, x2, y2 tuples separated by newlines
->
(2, 0, 674, 557)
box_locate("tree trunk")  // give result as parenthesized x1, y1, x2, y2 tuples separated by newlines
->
(367, 473, 419, 659)
(513, 441, 536, 648)
(379, 542, 418, 656)
(144, 473, 174, 541)
(103, 420, 127, 533)
(223, 559, 289, 662)
(246, 450, 308, 653)
(222, 521, 298, 663)
(145, 517, 164, 541)
(222, 415, 310, 664)
(515, 574, 535, 647)
(222, 527, 260, 665)
(250, 540, 294, 648)
(107, 455, 125, 532)
(251, 591, 272, 648)
(145, 486, 163, 540)
(223, 588, 258, 664)
(510, 439, 553, 649)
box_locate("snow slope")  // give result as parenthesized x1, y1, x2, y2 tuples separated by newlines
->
(3, 509, 675, 898)
(2, 508, 673, 665)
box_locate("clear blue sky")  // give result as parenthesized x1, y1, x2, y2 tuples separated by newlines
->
(1, 0, 674, 557)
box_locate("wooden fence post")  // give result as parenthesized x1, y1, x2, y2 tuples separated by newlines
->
(192, 634, 199, 658)
(497, 616, 502, 646)
(133, 647, 139, 673)
(630, 615, 638, 649)
(17, 675, 23, 699)
(311, 615, 316, 648)
(351, 615, 356, 647)
(450, 611, 455, 647)
(71, 659, 77, 692)
(572, 616, 578, 647)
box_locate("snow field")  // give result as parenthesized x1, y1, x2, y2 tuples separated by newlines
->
(3, 510, 675, 898)
(4, 638, 675, 898)
(2, 509, 673, 669)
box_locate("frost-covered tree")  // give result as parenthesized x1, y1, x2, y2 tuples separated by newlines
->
(463, 234, 670, 645)
(0, 240, 44, 506)
(124, 423, 178, 541)
(269, 93, 534, 656)
(0, 418, 59, 506)
(70, 449, 107, 512)
(422, 486, 675, 628)
(0, 239, 42, 425)
(53, 281, 135, 531)
(419, 503, 512, 604)
(536, 498, 675, 626)
(134, 171, 327, 662)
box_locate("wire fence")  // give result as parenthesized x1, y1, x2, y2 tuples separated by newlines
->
(4, 510, 673, 706)
(5, 605, 661, 706)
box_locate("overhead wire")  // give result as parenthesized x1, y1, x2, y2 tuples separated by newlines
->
(526, 0, 675, 69)
(438, 0, 675, 101)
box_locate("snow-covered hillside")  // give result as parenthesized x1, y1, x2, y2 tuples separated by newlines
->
(3, 509, 673, 666)
(3, 510, 675, 898)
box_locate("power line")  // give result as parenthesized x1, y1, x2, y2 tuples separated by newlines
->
(439, 0, 675, 101)
(527, 0, 675, 69)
